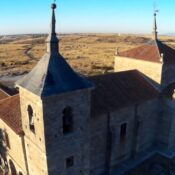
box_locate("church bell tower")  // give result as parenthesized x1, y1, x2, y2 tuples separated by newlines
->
(16, 3, 94, 175)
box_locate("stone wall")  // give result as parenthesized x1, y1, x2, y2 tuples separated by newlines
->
(110, 99, 158, 167)
(109, 106, 135, 166)
(19, 87, 48, 175)
(157, 98, 175, 151)
(15, 85, 161, 175)
(42, 89, 92, 175)
(89, 99, 159, 175)
(161, 64, 175, 88)
(89, 114, 108, 175)
(136, 99, 158, 153)
(0, 120, 27, 174)
(115, 56, 162, 84)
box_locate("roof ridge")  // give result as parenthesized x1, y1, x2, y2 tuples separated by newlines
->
(88, 70, 139, 79)
(0, 89, 10, 97)
(39, 53, 50, 95)
(118, 45, 144, 56)
(135, 71, 159, 92)
(155, 40, 162, 61)
(0, 94, 19, 102)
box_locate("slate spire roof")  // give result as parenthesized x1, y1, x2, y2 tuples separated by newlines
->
(16, 3, 93, 97)
(153, 11, 158, 40)
(45, 3, 59, 54)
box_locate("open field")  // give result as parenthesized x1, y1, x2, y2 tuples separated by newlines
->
(1, 34, 175, 79)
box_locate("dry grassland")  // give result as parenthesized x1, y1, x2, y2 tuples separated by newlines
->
(1, 34, 175, 78)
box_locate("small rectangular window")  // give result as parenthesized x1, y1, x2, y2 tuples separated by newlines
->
(120, 123, 127, 143)
(66, 156, 74, 168)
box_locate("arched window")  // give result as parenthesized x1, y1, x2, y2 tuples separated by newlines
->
(9, 160, 17, 175)
(63, 107, 73, 134)
(120, 123, 127, 143)
(27, 105, 35, 133)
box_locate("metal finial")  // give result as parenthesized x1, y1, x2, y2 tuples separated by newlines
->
(51, 0, 57, 9)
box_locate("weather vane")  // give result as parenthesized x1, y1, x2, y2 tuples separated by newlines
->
(153, 1, 159, 14)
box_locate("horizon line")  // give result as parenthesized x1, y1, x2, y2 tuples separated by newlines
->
(1, 32, 175, 37)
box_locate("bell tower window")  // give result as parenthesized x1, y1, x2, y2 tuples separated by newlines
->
(27, 105, 35, 133)
(63, 107, 73, 134)
(120, 123, 127, 143)
(66, 156, 74, 168)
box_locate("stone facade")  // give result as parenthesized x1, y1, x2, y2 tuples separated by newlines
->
(3, 86, 93, 175)
(42, 89, 92, 175)
(114, 56, 162, 84)
(0, 120, 27, 175)
(161, 63, 175, 89)
(2, 87, 175, 175)
(89, 99, 159, 175)
(19, 87, 48, 175)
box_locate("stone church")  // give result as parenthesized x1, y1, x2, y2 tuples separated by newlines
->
(0, 3, 175, 175)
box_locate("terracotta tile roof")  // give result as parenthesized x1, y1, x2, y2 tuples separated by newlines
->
(89, 70, 159, 115)
(0, 95, 23, 135)
(0, 89, 9, 100)
(118, 40, 175, 64)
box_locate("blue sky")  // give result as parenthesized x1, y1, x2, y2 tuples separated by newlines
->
(0, 0, 175, 35)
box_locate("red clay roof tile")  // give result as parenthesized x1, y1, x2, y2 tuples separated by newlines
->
(118, 40, 175, 64)
(89, 70, 159, 115)
(0, 89, 9, 101)
(0, 95, 23, 135)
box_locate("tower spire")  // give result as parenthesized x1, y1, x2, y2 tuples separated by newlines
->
(46, 2, 59, 54)
(153, 10, 159, 40)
